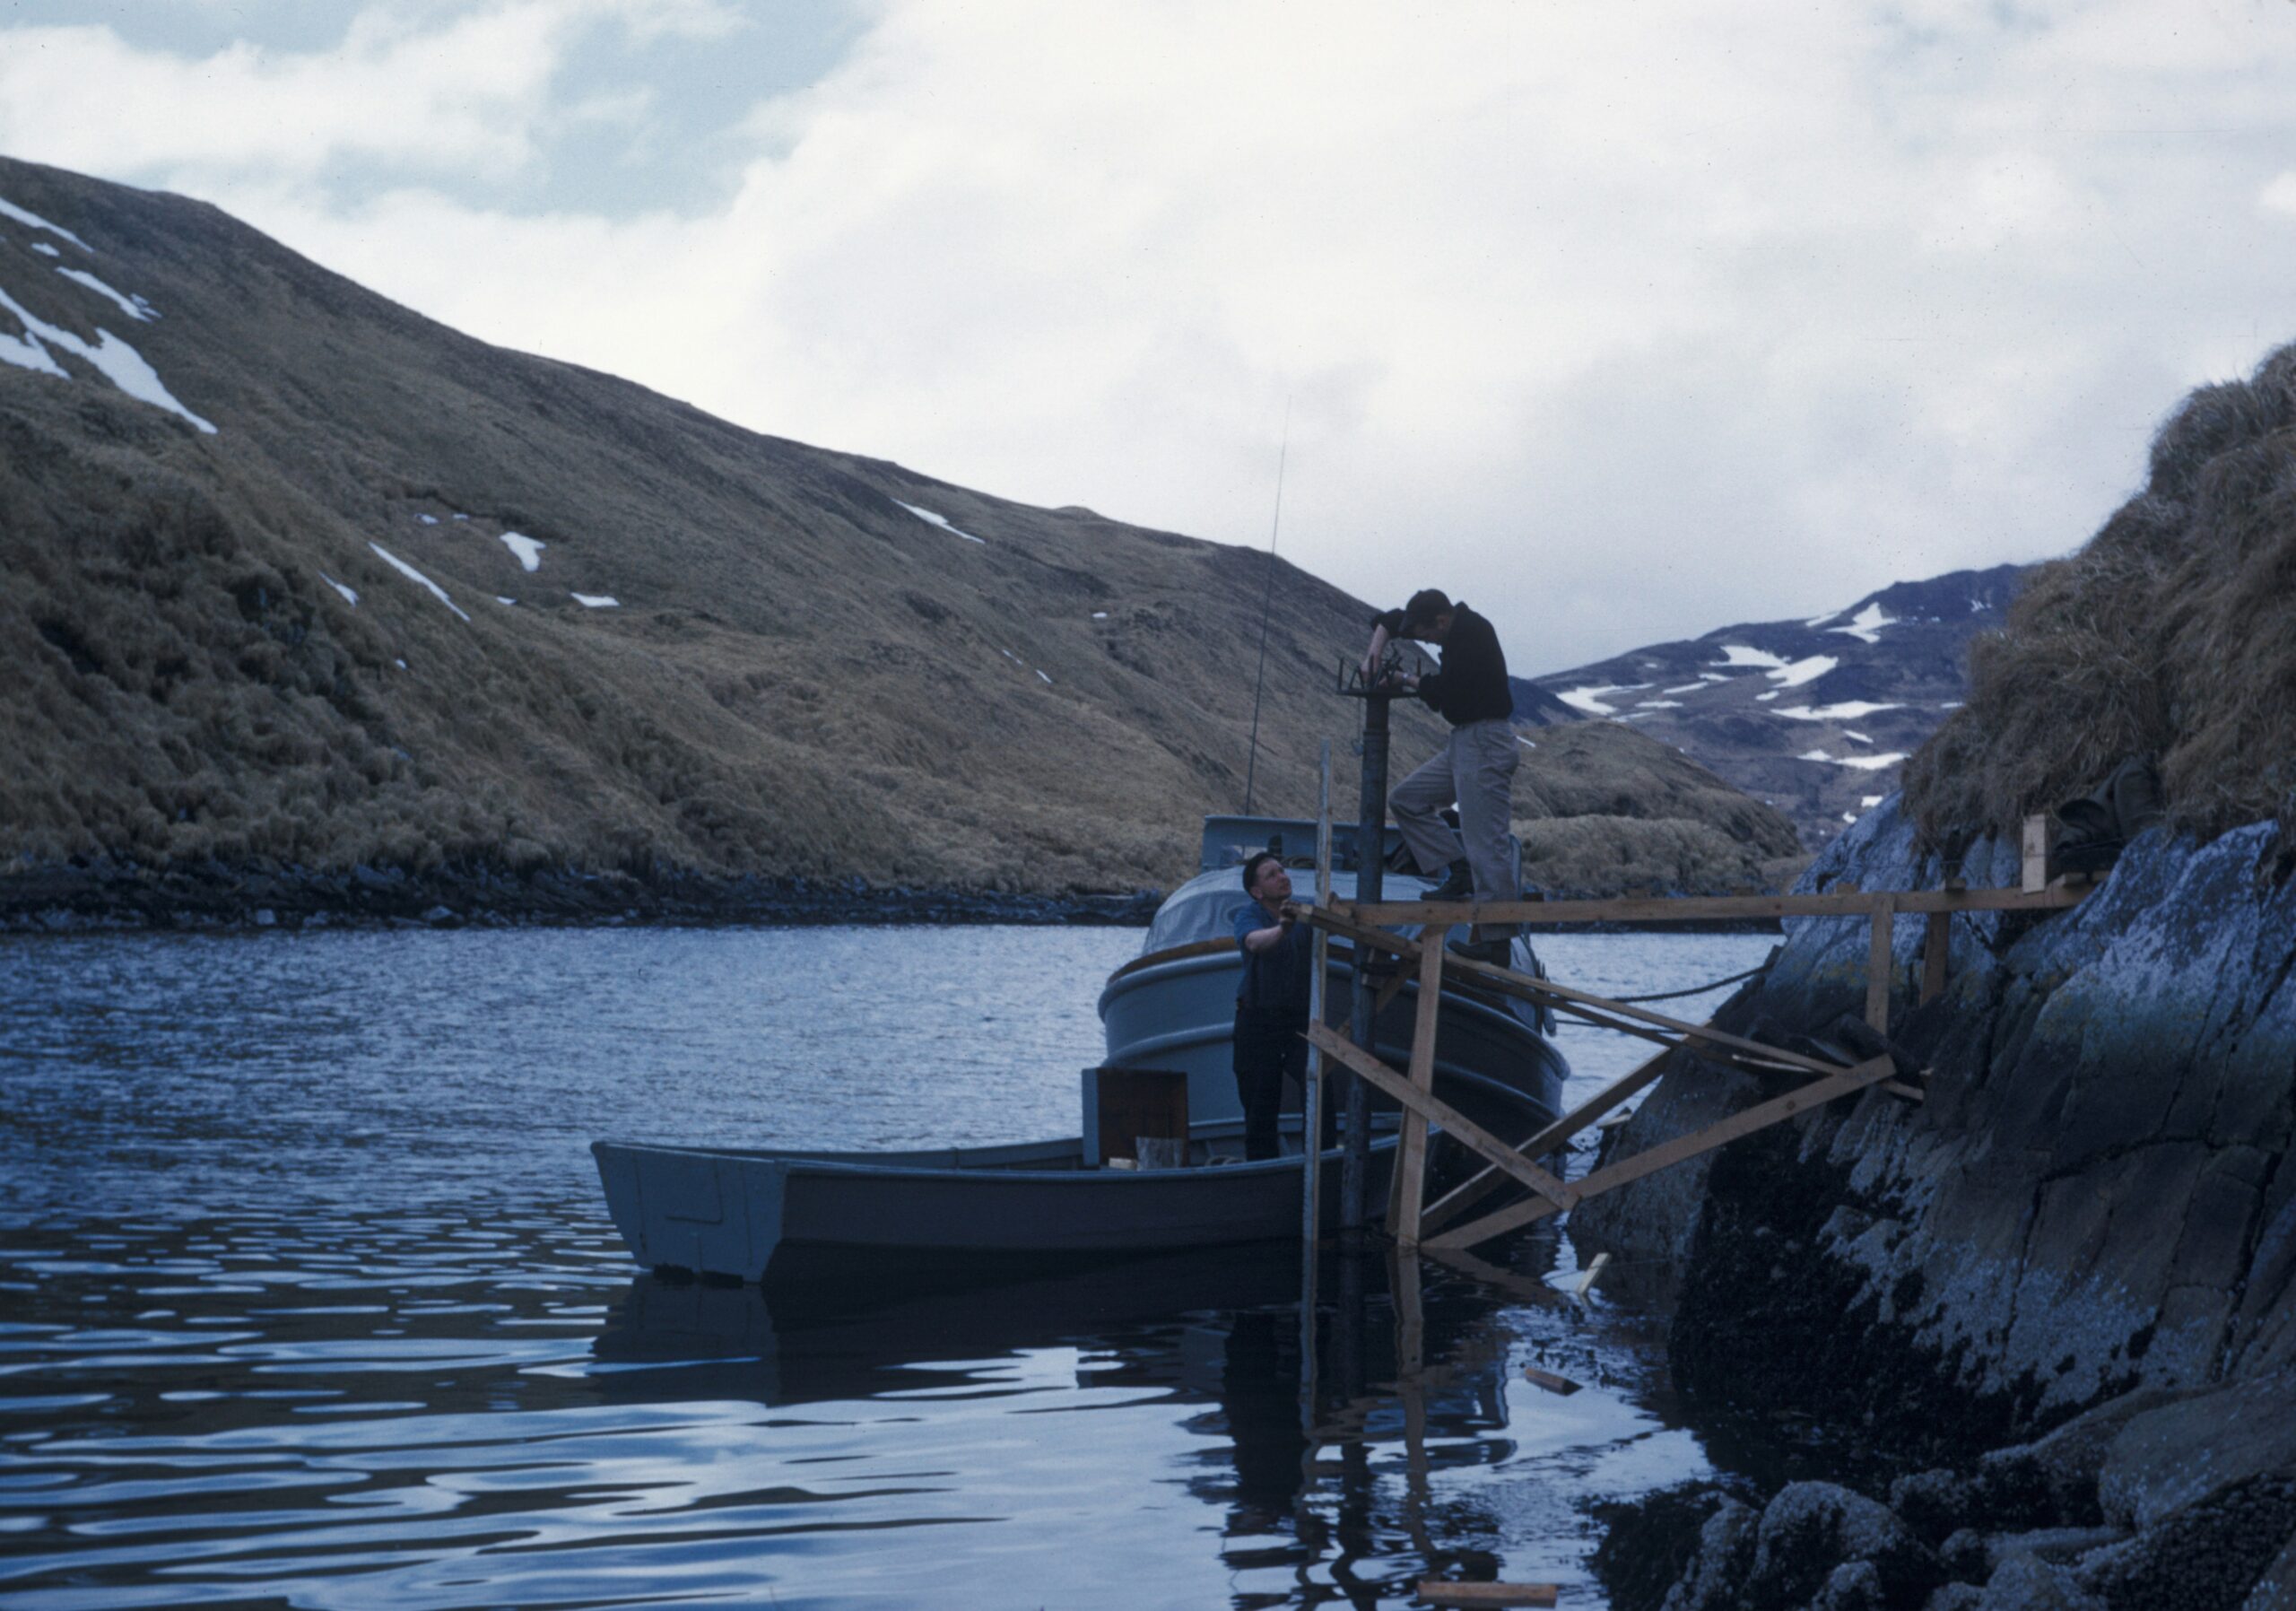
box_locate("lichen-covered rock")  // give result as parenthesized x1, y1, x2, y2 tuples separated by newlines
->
(1892, 1469, 1979, 1544)
(1923, 1585, 1984, 1611)
(1584, 808, 2294, 1461)
(1743, 1481, 1941, 1610)
(2096, 1372, 2296, 1529)
(2075, 1467, 2296, 1609)
(1813, 1558, 1890, 1611)
(1659, 1496, 1759, 1611)
(1975, 1554, 2102, 1610)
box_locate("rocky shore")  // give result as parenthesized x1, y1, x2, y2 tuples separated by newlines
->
(0, 856, 1161, 932)
(1576, 803, 2295, 1610)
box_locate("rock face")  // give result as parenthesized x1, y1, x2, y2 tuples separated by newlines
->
(1575, 805, 2296, 1608)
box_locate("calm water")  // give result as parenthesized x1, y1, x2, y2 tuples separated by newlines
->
(0, 926, 1778, 1608)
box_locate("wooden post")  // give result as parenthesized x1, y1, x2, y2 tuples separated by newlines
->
(1300, 741, 1332, 1425)
(1921, 910, 1950, 1004)
(1866, 895, 1895, 1033)
(2021, 813, 2057, 893)
(1387, 938, 1447, 1246)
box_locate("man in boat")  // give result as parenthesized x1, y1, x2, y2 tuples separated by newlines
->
(1361, 588, 1518, 965)
(1231, 850, 1314, 1163)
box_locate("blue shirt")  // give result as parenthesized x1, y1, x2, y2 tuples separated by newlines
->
(1232, 900, 1314, 1014)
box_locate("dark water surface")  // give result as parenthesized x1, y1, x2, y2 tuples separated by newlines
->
(0, 927, 1778, 1608)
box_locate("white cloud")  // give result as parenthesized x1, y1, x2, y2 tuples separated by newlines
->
(4, 0, 2295, 671)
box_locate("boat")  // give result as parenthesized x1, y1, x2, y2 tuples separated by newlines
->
(1098, 814, 1570, 1143)
(591, 815, 1568, 1286)
(592, 1121, 1392, 1288)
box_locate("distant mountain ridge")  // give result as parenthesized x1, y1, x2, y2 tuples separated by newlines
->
(1514, 564, 2030, 848)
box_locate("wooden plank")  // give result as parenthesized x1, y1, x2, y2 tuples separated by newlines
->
(1426, 1056, 1898, 1252)
(1309, 1023, 1578, 1211)
(1420, 1037, 1685, 1235)
(1303, 906, 1852, 1077)
(1574, 1251, 1610, 1297)
(1414, 1582, 1559, 1607)
(1866, 896, 1895, 1033)
(1388, 938, 1448, 1245)
(1522, 1365, 1582, 1396)
(1921, 910, 1950, 1004)
(1343, 883, 2089, 927)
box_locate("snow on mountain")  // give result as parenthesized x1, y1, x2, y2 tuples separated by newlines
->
(1514, 564, 2029, 847)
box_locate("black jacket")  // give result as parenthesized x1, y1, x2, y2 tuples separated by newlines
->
(1372, 601, 1513, 727)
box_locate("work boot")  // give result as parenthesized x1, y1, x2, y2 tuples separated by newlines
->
(1447, 935, 1514, 967)
(1422, 859, 1474, 901)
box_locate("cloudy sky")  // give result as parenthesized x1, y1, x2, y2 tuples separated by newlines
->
(4, 0, 2292, 670)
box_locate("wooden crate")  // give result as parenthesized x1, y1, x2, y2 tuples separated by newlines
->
(1089, 1067, 1189, 1164)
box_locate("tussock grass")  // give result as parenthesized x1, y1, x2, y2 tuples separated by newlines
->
(1902, 340, 2296, 851)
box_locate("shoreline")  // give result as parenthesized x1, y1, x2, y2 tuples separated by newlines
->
(0, 858, 1163, 934)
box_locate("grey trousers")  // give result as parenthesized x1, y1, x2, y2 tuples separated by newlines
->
(1390, 718, 1520, 938)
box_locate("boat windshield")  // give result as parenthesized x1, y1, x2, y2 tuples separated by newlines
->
(1139, 866, 1364, 955)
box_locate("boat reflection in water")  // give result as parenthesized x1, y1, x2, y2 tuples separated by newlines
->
(591, 1240, 1552, 1599)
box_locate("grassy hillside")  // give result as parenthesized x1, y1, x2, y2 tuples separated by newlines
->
(1, 155, 1450, 904)
(1513, 723, 1806, 897)
(1903, 341, 2296, 853)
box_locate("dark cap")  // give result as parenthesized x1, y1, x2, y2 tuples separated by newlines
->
(1402, 588, 1452, 631)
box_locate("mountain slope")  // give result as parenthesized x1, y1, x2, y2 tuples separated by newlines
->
(1516, 564, 2029, 848)
(1, 155, 1453, 909)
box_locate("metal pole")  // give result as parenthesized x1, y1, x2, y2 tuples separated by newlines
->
(1300, 740, 1331, 1428)
(1341, 687, 1391, 1235)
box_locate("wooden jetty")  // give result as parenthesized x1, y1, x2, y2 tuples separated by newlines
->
(1294, 815, 2094, 1255)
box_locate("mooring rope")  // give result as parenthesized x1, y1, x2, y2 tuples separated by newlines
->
(1596, 961, 1771, 1005)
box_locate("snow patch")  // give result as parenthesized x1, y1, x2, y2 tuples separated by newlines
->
(1845, 730, 1872, 744)
(1770, 655, 1837, 688)
(0, 284, 215, 431)
(1828, 602, 1897, 644)
(1091, 611, 1109, 620)
(499, 532, 544, 572)
(895, 499, 985, 544)
(1805, 606, 1845, 629)
(1843, 811, 1858, 824)
(1941, 701, 1964, 710)
(394, 657, 408, 670)
(319, 573, 357, 606)
(1712, 644, 1789, 671)
(54, 267, 152, 322)
(1036, 670, 1052, 684)
(368, 543, 470, 621)
(1000, 649, 1022, 664)
(571, 593, 619, 608)
(30, 243, 60, 259)
(416, 513, 439, 526)
(1772, 701, 1903, 722)
(1557, 683, 1649, 716)
(1862, 795, 1885, 807)
(495, 597, 515, 606)
(1661, 682, 1710, 695)
(1638, 699, 1683, 709)
(0, 196, 91, 253)
(1796, 748, 1908, 771)
(1757, 691, 1779, 701)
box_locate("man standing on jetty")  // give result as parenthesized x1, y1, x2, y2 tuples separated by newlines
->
(1362, 588, 1519, 964)
(1231, 851, 1315, 1163)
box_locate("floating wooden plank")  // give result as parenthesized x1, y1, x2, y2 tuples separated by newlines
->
(1343, 883, 2089, 927)
(1574, 1252, 1610, 1297)
(1309, 1023, 1578, 1215)
(1414, 1582, 1559, 1607)
(1866, 896, 1895, 1032)
(1387, 939, 1448, 1246)
(1420, 1038, 1687, 1236)
(1425, 1056, 1897, 1252)
(1522, 1365, 1582, 1396)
